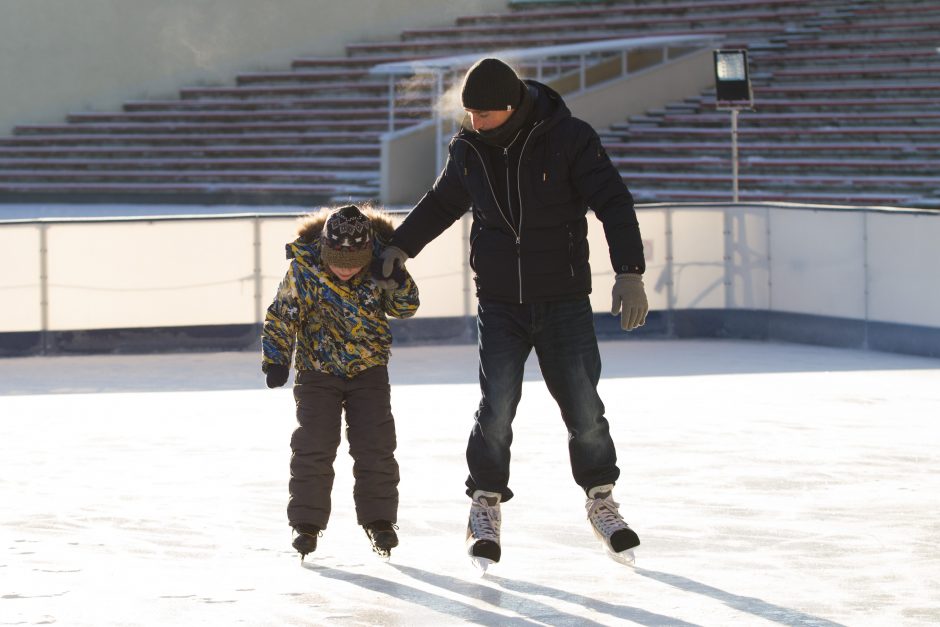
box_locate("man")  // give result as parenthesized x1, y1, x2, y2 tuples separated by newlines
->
(379, 58, 648, 569)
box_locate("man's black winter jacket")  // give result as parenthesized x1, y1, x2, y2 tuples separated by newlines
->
(393, 80, 645, 304)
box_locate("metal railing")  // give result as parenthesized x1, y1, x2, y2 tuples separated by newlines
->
(369, 34, 722, 171)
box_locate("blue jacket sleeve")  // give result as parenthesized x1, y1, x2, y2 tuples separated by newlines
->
(261, 268, 299, 371)
(382, 267, 420, 319)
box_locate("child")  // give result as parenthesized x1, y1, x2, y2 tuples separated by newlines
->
(261, 204, 419, 560)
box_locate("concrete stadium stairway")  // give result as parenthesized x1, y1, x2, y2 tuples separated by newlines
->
(0, 0, 936, 209)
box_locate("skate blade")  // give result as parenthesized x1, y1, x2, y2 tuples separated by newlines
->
(606, 548, 636, 567)
(470, 556, 495, 574)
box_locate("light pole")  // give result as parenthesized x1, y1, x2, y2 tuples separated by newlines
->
(713, 49, 754, 203)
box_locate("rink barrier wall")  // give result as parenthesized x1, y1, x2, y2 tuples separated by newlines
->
(1, 202, 938, 358)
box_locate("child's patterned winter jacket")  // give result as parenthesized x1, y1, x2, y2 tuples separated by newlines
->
(262, 210, 419, 379)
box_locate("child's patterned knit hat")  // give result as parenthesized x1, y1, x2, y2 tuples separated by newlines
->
(321, 205, 373, 268)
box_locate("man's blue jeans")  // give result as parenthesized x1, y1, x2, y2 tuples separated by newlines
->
(465, 297, 620, 502)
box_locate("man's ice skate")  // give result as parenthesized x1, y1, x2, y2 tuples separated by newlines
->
(363, 520, 399, 560)
(466, 490, 501, 573)
(291, 524, 321, 562)
(586, 485, 640, 566)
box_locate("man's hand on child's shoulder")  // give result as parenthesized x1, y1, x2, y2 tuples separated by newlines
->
(370, 255, 407, 292)
(378, 246, 409, 278)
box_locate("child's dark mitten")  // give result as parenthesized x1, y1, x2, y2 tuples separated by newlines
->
(265, 364, 290, 388)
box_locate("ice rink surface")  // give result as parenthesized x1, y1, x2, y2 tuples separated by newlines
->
(2, 338, 939, 626)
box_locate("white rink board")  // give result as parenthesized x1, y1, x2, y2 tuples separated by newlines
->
(670, 208, 726, 309)
(867, 212, 940, 328)
(728, 207, 771, 311)
(2, 204, 940, 334)
(45, 220, 256, 330)
(0, 224, 42, 331)
(769, 209, 866, 318)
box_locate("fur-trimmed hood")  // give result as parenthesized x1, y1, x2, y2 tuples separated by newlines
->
(286, 206, 396, 262)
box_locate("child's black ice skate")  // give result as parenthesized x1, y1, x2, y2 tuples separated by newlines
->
(363, 520, 399, 560)
(291, 524, 321, 561)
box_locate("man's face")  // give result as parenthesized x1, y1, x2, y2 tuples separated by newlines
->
(465, 108, 514, 132)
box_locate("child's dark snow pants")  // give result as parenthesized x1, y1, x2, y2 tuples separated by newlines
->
(287, 365, 399, 529)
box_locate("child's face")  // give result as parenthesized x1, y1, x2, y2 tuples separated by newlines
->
(328, 264, 365, 281)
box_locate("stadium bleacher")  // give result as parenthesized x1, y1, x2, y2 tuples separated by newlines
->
(0, 0, 937, 208)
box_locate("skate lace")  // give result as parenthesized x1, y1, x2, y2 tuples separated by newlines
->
(294, 525, 322, 538)
(586, 496, 627, 538)
(468, 498, 501, 542)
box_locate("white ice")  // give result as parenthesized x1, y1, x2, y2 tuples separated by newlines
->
(2, 339, 939, 626)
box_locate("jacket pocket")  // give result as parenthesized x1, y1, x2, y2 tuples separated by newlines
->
(530, 155, 572, 207)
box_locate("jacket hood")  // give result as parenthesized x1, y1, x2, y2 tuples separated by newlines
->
(286, 206, 396, 262)
(524, 79, 570, 133)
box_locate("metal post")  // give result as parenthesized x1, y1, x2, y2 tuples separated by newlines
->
(461, 214, 472, 318)
(862, 209, 870, 349)
(387, 74, 396, 133)
(434, 69, 444, 174)
(579, 54, 586, 90)
(38, 222, 50, 354)
(253, 217, 263, 326)
(723, 208, 734, 309)
(731, 108, 740, 203)
(664, 208, 675, 337)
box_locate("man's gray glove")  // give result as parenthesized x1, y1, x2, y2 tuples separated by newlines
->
(373, 245, 410, 291)
(370, 256, 407, 291)
(611, 273, 648, 331)
(380, 245, 409, 278)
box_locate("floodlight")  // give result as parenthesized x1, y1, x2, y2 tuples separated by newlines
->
(714, 49, 753, 108)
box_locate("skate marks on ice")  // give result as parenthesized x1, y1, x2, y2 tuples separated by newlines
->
(304, 560, 689, 627)
(303, 561, 543, 626)
(394, 563, 701, 626)
(632, 568, 847, 627)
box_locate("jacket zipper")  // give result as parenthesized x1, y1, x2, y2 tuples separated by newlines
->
(503, 146, 523, 303)
(454, 138, 518, 240)
(455, 120, 542, 304)
(514, 121, 543, 303)
(567, 225, 575, 277)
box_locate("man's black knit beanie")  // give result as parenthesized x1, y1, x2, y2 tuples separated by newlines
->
(461, 58, 523, 111)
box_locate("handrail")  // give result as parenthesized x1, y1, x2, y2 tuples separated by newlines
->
(369, 34, 723, 173)
(370, 34, 721, 76)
